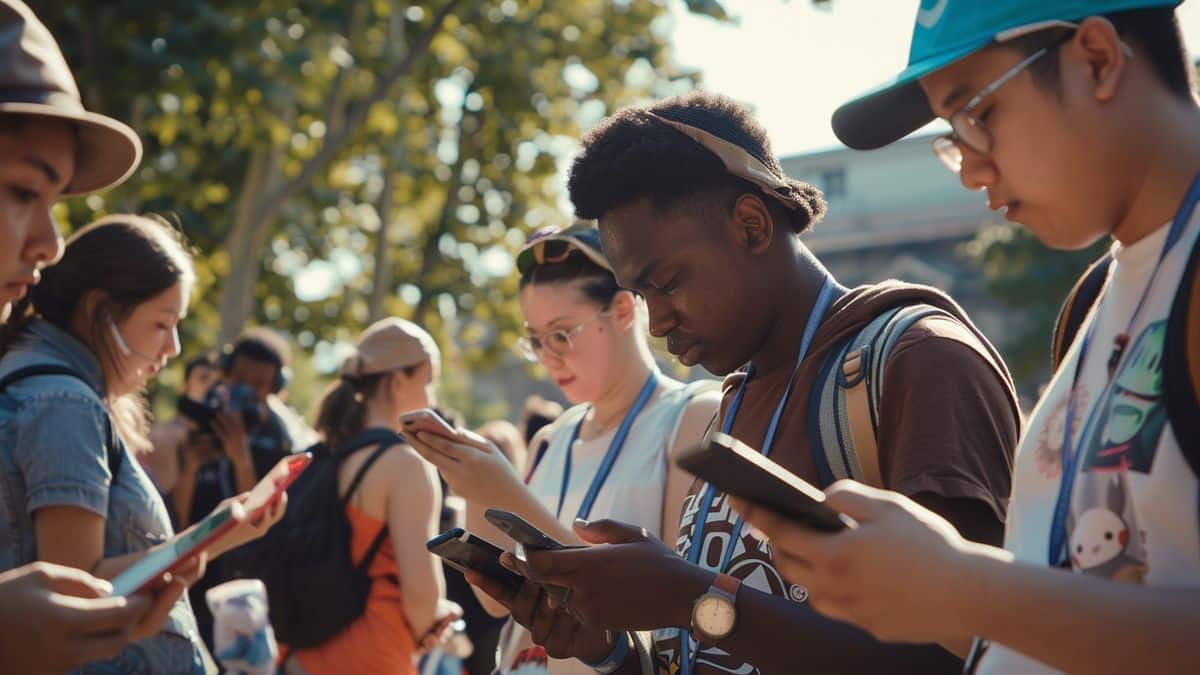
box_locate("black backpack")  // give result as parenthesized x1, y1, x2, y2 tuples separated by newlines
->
(223, 427, 403, 648)
(0, 364, 123, 484)
(1050, 229, 1200, 478)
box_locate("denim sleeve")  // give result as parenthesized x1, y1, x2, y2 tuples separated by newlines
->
(13, 391, 112, 518)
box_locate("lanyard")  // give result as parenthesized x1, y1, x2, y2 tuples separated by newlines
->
(680, 276, 840, 675)
(1047, 173, 1200, 567)
(555, 371, 659, 520)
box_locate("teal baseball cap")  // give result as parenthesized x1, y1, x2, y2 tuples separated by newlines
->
(832, 0, 1183, 150)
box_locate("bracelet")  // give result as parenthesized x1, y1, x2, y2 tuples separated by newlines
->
(583, 630, 632, 674)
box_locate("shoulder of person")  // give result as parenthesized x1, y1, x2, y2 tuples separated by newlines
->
(885, 313, 997, 372)
(375, 438, 436, 480)
(0, 353, 101, 408)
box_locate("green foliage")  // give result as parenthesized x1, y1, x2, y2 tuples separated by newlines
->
(38, 0, 699, 423)
(964, 223, 1108, 392)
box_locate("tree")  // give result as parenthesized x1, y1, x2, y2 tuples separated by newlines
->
(964, 224, 1108, 392)
(39, 0, 699, 419)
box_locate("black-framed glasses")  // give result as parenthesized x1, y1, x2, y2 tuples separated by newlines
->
(516, 309, 608, 362)
(932, 30, 1080, 173)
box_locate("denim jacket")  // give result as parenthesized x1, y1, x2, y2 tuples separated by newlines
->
(0, 320, 208, 673)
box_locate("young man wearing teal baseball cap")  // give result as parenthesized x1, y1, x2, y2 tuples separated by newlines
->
(733, 2, 1200, 674)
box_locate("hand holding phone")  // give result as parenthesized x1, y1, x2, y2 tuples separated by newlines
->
(241, 452, 312, 521)
(426, 528, 523, 594)
(112, 501, 247, 597)
(675, 432, 851, 533)
(400, 408, 457, 439)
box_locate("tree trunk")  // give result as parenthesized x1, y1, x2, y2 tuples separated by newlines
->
(214, 0, 462, 342)
(216, 145, 282, 345)
(367, 168, 395, 322)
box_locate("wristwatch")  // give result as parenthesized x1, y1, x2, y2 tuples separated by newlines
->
(690, 573, 741, 643)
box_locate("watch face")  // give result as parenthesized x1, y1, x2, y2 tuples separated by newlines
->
(694, 595, 736, 638)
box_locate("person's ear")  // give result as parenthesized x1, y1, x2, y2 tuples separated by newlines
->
(609, 290, 638, 331)
(728, 193, 776, 256)
(78, 289, 109, 325)
(1071, 17, 1130, 104)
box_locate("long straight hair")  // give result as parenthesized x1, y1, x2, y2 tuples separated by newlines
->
(2, 214, 195, 452)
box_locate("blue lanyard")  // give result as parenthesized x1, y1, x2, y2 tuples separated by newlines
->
(1047, 173, 1200, 567)
(555, 371, 659, 520)
(680, 277, 840, 675)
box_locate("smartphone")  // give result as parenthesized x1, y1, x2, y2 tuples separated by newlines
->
(112, 500, 247, 596)
(675, 432, 850, 533)
(400, 408, 457, 439)
(241, 452, 312, 519)
(484, 508, 567, 551)
(426, 528, 523, 593)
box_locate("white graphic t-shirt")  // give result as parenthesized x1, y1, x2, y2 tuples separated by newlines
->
(975, 211, 1200, 674)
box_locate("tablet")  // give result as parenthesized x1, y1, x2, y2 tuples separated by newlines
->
(675, 432, 849, 533)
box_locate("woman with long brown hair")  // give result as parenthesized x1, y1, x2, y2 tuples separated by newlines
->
(0, 215, 280, 672)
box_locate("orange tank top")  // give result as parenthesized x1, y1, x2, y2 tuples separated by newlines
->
(287, 505, 418, 675)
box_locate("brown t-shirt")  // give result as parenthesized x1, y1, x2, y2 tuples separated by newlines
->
(653, 281, 1020, 675)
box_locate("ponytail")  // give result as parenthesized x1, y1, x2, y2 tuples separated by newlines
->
(313, 371, 388, 448)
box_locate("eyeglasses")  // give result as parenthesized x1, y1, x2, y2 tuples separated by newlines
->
(932, 31, 1078, 173)
(516, 309, 607, 362)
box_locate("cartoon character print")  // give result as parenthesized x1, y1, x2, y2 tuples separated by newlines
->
(1068, 472, 1147, 583)
(1065, 322, 1165, 584)
(1080, 321, 1168, 474)
(655, 488, 798, 674)
(507, 645, 549, 675)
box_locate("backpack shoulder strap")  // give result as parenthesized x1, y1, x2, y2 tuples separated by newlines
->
(337, 429, 405, 505)
(0, 364, 123, 483)
(338, 429, 405, 574)
(811, 304, 950, 488)
(1052, 253, 1114, 374)
(1165, 231, 1200, 478)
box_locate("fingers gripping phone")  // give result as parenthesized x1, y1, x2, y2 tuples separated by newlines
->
(675, 432, 851, 533)
(426, 528, 523, 594)
(400, 408, 457, 439)
(111, 453, 312, 597)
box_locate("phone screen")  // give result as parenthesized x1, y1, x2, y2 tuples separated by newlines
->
(111, 504, 238, 596)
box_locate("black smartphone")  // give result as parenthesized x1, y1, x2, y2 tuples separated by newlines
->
(426, 528, 524, 593)
(484, 508, 567, 551)
(675, 432, 850, 533)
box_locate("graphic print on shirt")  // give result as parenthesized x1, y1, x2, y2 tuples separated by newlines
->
(655, 487, 801, 674)
(1068, 321, 1167, 583)
(508, 645, 550, 674)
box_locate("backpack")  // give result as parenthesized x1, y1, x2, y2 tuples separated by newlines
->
(1050, 231, 1200, 478)
(0, 364, 123, 484)
(807, 304, 1015, 489)
(222, 427, 403, 648)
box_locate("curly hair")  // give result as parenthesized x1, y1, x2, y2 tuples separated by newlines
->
(568, 91, 826, 235)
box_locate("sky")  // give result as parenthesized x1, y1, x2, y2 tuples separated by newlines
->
(666, 0, 1200, 158)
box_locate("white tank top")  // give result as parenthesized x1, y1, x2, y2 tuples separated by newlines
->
(496, 375, 720, 675)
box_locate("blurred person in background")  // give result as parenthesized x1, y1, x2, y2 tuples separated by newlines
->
(407, 221, 721, 675)
(281, 317, 452, 675)
(0, 214, 283, 672)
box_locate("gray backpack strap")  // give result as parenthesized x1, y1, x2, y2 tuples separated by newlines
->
(813, 304, 951, 488)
